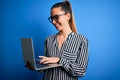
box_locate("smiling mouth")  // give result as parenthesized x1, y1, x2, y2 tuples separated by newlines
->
(55, 25, 59, 28)
(55, 22, 61, 26)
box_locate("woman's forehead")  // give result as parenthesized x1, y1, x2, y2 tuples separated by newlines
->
(51, 7, 64, 15)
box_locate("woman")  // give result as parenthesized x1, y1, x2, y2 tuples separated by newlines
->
(39, 1, 88, 80)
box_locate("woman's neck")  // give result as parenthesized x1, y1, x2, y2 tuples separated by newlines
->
(58, 28, 72, 37)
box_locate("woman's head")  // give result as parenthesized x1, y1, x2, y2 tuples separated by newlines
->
(48, 1, 77, 33)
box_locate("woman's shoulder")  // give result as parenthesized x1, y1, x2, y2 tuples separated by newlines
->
(45, 34, 56, 41)
(74, 32, 88, 42)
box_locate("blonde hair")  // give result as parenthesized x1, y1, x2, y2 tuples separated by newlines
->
(51, 0, 77, 33)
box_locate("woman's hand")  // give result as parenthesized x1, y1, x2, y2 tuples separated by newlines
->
(25, 61, 34, 70)
(39, 56, 60, 64)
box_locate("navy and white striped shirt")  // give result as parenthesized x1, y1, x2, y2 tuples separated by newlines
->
(42, 32, 88, 80)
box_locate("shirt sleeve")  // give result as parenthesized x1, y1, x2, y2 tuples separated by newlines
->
(59, 38, 88, 77)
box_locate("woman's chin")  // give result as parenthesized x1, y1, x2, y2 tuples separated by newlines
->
(55, 27, 62, 31)
(56, 28, 62, 31)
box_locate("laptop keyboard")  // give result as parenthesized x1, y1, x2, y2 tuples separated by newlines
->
(35, 61, 48, 68)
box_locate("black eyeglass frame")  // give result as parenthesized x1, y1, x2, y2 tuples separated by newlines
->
(48, 13, 67, 23)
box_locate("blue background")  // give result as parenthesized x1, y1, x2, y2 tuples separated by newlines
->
(0, 0, 120, 80)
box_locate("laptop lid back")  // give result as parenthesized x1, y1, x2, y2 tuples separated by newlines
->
(21, 38, 36, 69)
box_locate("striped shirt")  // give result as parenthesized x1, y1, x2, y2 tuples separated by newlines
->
(42, 32, 88, 80)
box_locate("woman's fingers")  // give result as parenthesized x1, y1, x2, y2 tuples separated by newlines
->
(25, 61, 34, 70)
(43, 61, 51, 64)
(40, 58, 52, 64)
(38, 56, 60, 64)
(38, 56, 47, 59)
(38, 56, 48, 63)
(40, 58, 49, 64)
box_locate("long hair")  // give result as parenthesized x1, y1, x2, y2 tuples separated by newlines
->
(51, 0, 77, 33)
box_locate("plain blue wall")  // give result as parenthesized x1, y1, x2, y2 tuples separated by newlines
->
(1, 0, 120, 80)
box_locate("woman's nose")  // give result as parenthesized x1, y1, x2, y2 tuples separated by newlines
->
(52, 19, 57, 24)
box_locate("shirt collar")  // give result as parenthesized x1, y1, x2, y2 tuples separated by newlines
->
(53, 32, 74, 47)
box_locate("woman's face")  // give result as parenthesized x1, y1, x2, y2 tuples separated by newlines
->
(51, 7, 70, 31)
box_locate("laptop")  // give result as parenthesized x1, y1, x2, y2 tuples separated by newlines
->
(21, 38, 61, 70)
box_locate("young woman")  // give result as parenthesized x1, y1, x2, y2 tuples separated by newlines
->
(38, 1, 88, 80)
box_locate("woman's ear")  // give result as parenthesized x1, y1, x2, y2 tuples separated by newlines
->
(66, 13, 71, 21)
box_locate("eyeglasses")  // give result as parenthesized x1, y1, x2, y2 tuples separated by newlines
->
(48, 13, 66, 23)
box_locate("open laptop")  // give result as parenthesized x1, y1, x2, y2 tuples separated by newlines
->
(21, 38, 61, 70)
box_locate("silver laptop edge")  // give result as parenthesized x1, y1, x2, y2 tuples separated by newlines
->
(21, 38, 36, 69)
(21, 38, 61, 71)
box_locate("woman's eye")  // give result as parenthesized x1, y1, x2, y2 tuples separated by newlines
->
(54, 15, 58, 20)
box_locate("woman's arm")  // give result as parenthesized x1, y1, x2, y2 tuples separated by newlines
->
(59, 39, 88, 77)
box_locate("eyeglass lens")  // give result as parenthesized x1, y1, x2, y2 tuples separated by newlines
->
(48, 13, 66, 23)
